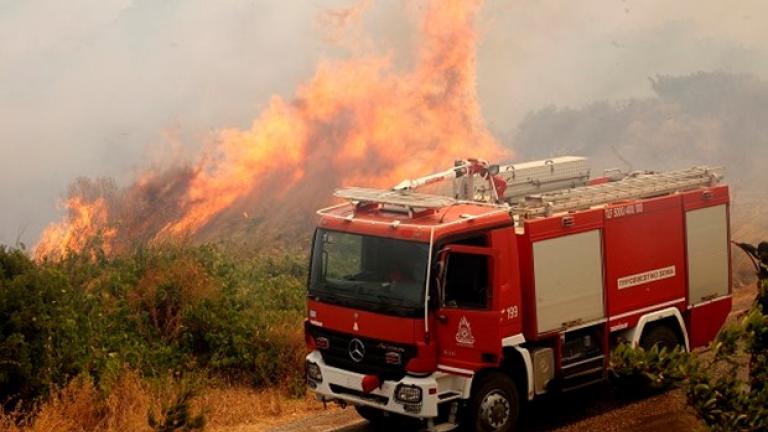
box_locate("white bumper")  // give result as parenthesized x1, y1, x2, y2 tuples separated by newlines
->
(306, 351, 471, 419)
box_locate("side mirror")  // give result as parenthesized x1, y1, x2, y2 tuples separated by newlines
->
(488, 164, 500, 176)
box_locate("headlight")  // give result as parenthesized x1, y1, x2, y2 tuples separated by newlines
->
(395, 384, 422, 403)
(306, 361, 323, 382)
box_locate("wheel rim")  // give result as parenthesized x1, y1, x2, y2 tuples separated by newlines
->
(479, 390, 511, 430)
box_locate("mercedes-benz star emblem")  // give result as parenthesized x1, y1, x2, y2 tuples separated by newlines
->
(348, 338, 365, 363)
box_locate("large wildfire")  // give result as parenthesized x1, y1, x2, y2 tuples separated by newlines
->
(35, 0, 508, 260)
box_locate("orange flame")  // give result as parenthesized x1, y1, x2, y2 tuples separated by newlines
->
(35, 197, 117, 260)
(35, 0, 509, 258)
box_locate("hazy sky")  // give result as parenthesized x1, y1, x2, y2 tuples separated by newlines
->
(2, 0, 767, 246)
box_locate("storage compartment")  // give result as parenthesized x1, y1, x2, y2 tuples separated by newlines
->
(686, 204, 730, 304)
(603, 195, 687, 316)
(532, 230, 605, 333)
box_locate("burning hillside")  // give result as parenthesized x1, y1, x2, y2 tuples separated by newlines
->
(35, 0, 507, 259)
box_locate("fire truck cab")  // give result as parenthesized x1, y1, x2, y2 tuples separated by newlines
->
(305, 157, 731, 432)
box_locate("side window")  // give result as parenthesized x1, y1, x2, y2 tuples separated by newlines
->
(443, 253, 490, 309)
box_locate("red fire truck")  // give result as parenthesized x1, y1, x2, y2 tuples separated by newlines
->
(305, 156, 731, 431)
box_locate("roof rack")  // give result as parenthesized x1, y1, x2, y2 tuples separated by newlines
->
(510, 166, 723, 218)
(335, 187, 457, 209)
(331, 160, 724, 222)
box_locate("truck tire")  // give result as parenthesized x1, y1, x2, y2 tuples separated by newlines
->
(466, 371, 520, 432)
(611, 322, 683, 394)
(640, 323, 681, 351)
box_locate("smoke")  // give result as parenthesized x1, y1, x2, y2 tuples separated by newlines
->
(2, 0, 768, 248)
(0, 1, 329, 247)
(477, 1, 768, 131)
(511, 71, 768, 281)
(32, 0, 505, 258)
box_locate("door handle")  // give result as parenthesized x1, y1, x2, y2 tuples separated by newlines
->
(438, 314, 448, 324)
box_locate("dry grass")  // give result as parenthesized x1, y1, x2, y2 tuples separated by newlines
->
(0, 371, 156, 432)
(200, 387, 325, 431)
(0, 370, 321, 432)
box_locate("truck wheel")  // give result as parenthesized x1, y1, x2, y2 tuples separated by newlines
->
(612, 323, 683, 394)
(466, 371, 520, 432)
(640, 323, 681, 351)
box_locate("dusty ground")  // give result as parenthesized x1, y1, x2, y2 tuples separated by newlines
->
(263, 385, 702, 432)
(202, 390, 327, 432)
(257, 282, 756, 432)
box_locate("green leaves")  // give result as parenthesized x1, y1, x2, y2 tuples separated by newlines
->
(610, 278, 768, 431)
(610, 342, 690, 392)
(0, 244, 308, 408)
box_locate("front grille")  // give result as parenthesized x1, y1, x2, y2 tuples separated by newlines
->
(309, 326, 417, 381)
(329, 384, 389, 405)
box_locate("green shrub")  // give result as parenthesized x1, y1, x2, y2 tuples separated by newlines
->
(610, 343, 690, 392)
(0, 247, 91, 405)
(609, 278, 768, 431)
(685, 306, 768, 431)
(0, 243, 308, 409)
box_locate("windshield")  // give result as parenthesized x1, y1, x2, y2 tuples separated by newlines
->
(309, 229, 429, 317)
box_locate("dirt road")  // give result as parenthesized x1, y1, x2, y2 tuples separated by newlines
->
(268, 384, 702, 432)
(267, 283, 755, 432)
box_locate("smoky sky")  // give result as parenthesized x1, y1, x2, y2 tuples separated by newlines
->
(1, 0, 767, 247)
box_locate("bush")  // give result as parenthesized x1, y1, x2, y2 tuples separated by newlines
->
(0, 243, 308, 410)
(685, 305, 768, 431)
(0, 247, 91, 405)
(610, 278, 768, 431)
(610, 343, 689, 392)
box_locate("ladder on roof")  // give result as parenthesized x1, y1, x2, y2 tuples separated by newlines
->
(335, 187, 457, 209)
(511, 166, 724, 218)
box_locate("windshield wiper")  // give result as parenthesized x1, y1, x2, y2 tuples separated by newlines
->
(310, 285, 422, 317)
(325, 280, 364, 292)
(375, 294, 411, 306)
(311, 290, 358, 308)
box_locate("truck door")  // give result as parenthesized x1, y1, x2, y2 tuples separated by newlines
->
(435, 245, 501, 372)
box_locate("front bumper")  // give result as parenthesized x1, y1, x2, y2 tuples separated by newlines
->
(306, 351, 471, 419)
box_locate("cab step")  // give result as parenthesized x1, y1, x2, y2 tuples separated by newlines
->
(561, 354, 606, 392)
(424, 401, 460, 432)
(562, 377, 606, 393)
